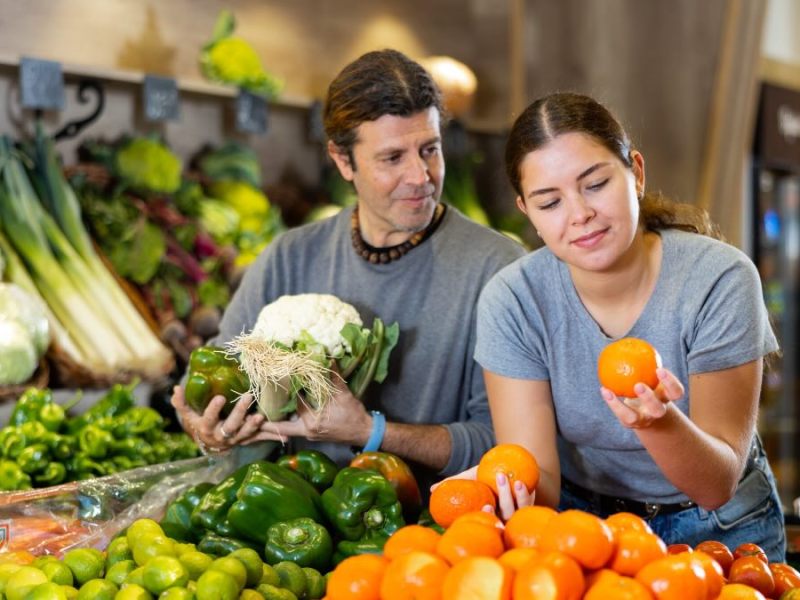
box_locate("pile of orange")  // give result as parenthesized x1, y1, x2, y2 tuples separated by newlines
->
(597, 337, 662, 398)
(325, 445, 800, 600)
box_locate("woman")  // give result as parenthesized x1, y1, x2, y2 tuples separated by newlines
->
(473, 92, 785, 560)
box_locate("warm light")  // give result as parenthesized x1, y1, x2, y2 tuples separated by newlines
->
(420, 55, 478, 117)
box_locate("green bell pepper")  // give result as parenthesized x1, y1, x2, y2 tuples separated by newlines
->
(227, 461, 324, 545)
(66, 381, 136, 434)
(184, 345, 250, 415)
(321, 467, 405, 542)
(350, 451, 422, 521)
(191, 463, 251, 535)
(196, 532, 261, 556)
(78, 424, 113, 459)
(332, 538, 388, 565)
(263, 517, 333, 571)
(161, 482, 215, 542)
(17, 443, 50, 474)
(0, 460, 32, 490)
(276, 450, 339, 492)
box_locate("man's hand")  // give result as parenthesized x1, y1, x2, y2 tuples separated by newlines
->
(258, 374, 372, 446)
(171, 386, 265, 453)
(602, 367, 685, 429)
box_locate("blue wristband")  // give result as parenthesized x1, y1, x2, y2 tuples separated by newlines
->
(362, 410, 386, 452)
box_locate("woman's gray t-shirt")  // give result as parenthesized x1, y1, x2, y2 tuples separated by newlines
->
(474, 229, 778, 503)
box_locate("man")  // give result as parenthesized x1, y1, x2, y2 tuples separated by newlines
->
(172, 49, 524, 488)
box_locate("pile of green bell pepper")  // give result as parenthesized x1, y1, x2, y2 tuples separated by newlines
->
(0, 384, 199, 490)
(183, 345, 250, 415)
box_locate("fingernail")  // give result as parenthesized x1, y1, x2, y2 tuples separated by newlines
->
(515, 481, 526, 492)
(482, 505, 494, 513)
(634, 383, 647, 395)
(656, 368, 667, 379)
(496, 473, 507, 487)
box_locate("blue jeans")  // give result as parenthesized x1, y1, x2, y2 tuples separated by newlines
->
(558, 443, 786, 563)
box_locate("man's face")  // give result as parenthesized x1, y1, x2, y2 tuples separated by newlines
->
(330, 107, 444, 247)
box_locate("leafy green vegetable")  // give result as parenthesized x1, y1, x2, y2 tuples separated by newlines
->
(116, 137, 182, 194)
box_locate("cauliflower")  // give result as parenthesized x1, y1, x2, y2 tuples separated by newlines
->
(200, 11, 282, 98)
(228, 293, 399, 421)
(252, 294, 363, 356)
(0, 319, 38, 385)
(116, 138, 182, 194)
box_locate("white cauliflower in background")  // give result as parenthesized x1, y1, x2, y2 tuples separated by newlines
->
(251, 293, 363, 355)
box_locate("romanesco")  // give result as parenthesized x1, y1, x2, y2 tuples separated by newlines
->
(115, 138, 182, 194)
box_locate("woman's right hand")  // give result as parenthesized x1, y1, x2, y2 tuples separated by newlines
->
(430, 465, 535, 521)
(171, 386, 265, 453)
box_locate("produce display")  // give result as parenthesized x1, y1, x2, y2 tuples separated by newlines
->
(0, 384, 198, 491)
(227, 294, 399, 421)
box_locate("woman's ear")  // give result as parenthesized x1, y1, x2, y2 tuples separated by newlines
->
(328, 141, 354, 182)
(631, 150, 646, 197)
(515, 195, 528, 215)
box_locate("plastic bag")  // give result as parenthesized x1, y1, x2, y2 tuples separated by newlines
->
(0, 451, 239, 556)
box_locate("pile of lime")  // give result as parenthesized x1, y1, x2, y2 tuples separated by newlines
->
(0, 518, 326, 600)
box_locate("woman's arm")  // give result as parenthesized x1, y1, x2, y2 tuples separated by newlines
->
(605, 360, 762, 510)
(484, 370, 561, 508)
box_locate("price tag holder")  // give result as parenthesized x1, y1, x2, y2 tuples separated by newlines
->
(20, 57, 65, 111)
(143, 75, 180, 122)
(235, 89, 269, 134)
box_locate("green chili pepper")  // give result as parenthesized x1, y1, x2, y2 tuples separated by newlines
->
(66, 454, 106, 479)
(110, 437, 151, 460)
(277, 450, 339, 492)
(321, 467, 405, 542)
(112, 455, 134, 471)
(38, 402, 66, 432)
(0, 460, 32, 490)
(34, 462, 67, 486)
(66, 380, 137, 434)
(264, 517, 333, 571)
(112, 407, 164, 441)
(184, 346, 250, 416)
(41, 432, 75, 461)
(227, 462, 325, 545)
(9, 388, 53, 426)
(17, 443, 50, 474)
(78, 424, 113, 458)
(0, 427, 26, 459)
(19, 421, 47, 443)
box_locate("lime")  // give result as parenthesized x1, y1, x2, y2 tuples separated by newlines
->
(60, 585, 79, 600)
(106, 560, 136, 587)
(22, 581, 68, 600)
(132, 535, 176, 566)
(126, 520, 165, 547)
(302, 567, 325, 600)
(158, 588, 195, 600)
(141, 557, 188, 596)
(227, 549, 262, 588)
(125, 566, 147, 587)
(76, 578, 118, 600)
(238, 590, 264, 600)
(195, 570, 239, 600)
(171, 544, 196, 557)
(273, 562, 306, 599)
(32, 557, 59, 570)
(259, 563, 280, 587)
(114, 583, 153, 600)
(177, 552, 213, 582)
(208, 557, 246, 591)
(41, 562, 74, 587)
(0, 562, 24, 594)
(63, 548, 105, 586)
(4, 565, 48, 600)
(106, 537, 134, 568)
(255, 583, 297, 600)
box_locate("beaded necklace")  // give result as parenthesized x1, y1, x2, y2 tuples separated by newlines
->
(350, 203, 446, 264)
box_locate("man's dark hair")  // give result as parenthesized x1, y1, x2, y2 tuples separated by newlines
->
(324, 49, 444, 165)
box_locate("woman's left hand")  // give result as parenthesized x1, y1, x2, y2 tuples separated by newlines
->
(602, 367, 685, 429)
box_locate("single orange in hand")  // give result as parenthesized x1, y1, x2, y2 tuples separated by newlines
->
(379, 551, 450, 600)
(436, 521, 505, 565)
(327, 553, 388, 600)
(597, 337, 662, 398)
(541, 509, 615, 570)
(429, 479, 496, 528)
(476, 444, 540, 496)
(441, 556, 512, 600)
(383, 525, 442, 560)
(503, 505, 557, 550)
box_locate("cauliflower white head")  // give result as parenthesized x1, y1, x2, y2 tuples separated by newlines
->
(251, 293, 363, 355)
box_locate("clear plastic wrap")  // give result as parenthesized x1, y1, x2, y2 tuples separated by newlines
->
(0, 452, 239, 556)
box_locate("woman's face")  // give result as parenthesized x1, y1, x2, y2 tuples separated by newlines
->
(516, 132, 645, 273)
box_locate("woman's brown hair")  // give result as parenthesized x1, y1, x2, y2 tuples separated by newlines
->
(505, 92, 719, 238)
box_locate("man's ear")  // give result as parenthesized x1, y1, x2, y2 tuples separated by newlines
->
(328, 141, 354, 182)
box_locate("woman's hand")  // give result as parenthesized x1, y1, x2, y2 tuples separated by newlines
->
(602, 367, 685, 429)
(430, 465, 535, 521)
(171, 386, 265, 453)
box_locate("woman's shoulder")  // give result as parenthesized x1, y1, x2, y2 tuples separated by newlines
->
(662, 229, 755, 271)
